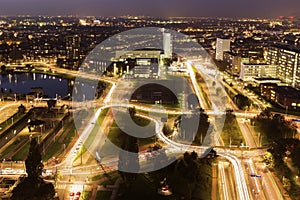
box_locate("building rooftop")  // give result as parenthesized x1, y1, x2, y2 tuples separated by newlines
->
(260, 83, 278, 86)
(224, 51, 239, 56)
(271, 42, 300, 53)
(242, 62, 269, 65)
(273, 86, 300, 99)
(254, 77, 281, 81)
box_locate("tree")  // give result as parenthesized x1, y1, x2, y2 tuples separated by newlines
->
(216, 87, 222, 96)
(162, 58, 172, 66)
(9, 49, 23, 63)
(194, 112, 211, 144)
(291, 142, 300, 169)
(264, 151, 274, 168)
(255, 112, 297, 142)
(234, 94, 251, 110)
(11, 138, 56, 200)
(54, 171, 63, 187)
(167, 151, 215, 199)
(47, 100, 56, 111)
(225, 109, 234, 115)
(18, 104, 26, 114)
(162, 124, 173, 137)
(1, 65, 6, 72)
(258, 109, 272, 119)
(177, 111, 211, 145)
(25, 138, 43, 178)
(128, 106, 136, 118)
(118, 131, 139, 188)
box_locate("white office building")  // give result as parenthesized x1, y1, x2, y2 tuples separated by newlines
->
(215, 38, 230, 61)
(163, 33, 172, 58)
(239, 63, 277, 81)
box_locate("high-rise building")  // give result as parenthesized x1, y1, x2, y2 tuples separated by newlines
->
(223, 52, 242, 75)
(163, 33, 172, 58)
(215, 38, 230, 61)
(64, 35, 81, 69)
(266, 43, 300, 89)
(66, 35, 80, 60)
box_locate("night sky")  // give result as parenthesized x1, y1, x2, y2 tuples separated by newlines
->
(1, 0, 299, 18)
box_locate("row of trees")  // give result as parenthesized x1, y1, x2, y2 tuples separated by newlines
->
(118, 150, 216, 200)
(157, 151, 215, 199)
(174, 110, 211, 145)
(233, 94, 251, 110)
(253, 110, 297, 143)
(118, 107, 139, 188)
(118, 130, 139, 188)
(221, 112, 244, 146)
(265, 139, 300, 198)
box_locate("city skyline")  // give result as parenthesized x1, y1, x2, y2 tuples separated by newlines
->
(0, 0, 300, 18)
(1, 5, 300, 199)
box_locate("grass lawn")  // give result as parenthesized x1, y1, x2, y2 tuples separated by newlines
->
(138, 136, 157, 147)
(97, 111, 157, 160)
(219, 114, 245, 146)
(197, 80, 212, 109)
(95, 191, 111, 200)
(89, 170, 117, 181)
(42, 123, 76, 161)
(42, 141, 62, 161)
(100, 175, 120, 186)
(97, 127, 122, 159)
(1, 136, 27, 158)
(80, 191, 91, 200)
(253, 125, 272, 146)
(73, 145, 87, 162)
(136, 109, 179, 119)
(0, 112, 24, 131)
(12, 143, 30, 161)
(84, 108, 109, 149)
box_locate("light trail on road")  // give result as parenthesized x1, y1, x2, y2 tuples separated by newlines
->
(219, 161, 230, 200)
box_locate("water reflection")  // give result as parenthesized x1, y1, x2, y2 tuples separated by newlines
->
(0, 73, 94, 99)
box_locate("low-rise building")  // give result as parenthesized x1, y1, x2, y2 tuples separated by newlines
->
(115, 50, 161, 61)
(239, 63, 277, 81)
(261, 84, 300, 110)
(271, 86, 300, 110)
(260, 83, 278, 100)
(133, 65, 151, 78)
(133, 63, 159, 79)
(254, 77, 282, 85)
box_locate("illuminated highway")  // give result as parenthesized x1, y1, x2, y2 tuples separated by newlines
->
(0, 61, 288, 200)
(219, 161, 230, 200)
